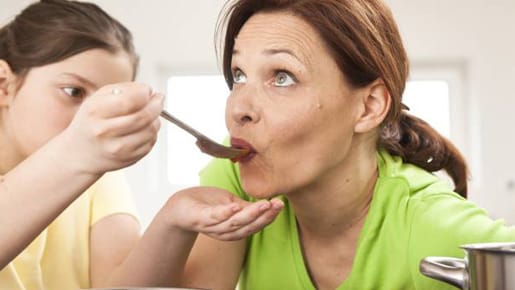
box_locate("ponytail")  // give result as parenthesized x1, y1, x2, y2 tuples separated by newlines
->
(379, 112, 469, 197)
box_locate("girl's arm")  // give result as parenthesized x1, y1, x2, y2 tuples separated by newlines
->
(0, 83, 161, 269)
(0, 136, 100, 269)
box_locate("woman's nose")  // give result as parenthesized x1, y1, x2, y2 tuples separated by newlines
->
(227, 90, 260, 126)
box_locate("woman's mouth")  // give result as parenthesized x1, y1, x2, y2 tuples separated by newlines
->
(230, 137, 257, 163)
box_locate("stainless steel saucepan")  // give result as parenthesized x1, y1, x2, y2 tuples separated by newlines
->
(420, 242, 515, 290)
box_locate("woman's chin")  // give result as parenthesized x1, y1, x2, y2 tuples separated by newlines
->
(241, 181, 275, 200)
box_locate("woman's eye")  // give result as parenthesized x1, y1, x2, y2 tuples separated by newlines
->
(62, 87, 85, 98)
(232, 69, 247, 84)
(274, 71, 296, 87)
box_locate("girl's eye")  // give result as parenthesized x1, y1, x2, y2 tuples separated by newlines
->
(62, 87, 86, 98)
(274, 71, 296, 87)
(232, 69, 247, 84)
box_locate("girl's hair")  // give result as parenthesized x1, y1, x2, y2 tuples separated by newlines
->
(0, 0, 138, 80)
(216, 0, 469, 197)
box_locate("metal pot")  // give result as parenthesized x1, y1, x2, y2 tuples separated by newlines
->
(420, 242, 515, 290)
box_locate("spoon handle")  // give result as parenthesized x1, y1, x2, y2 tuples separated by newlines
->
(160, 110, 205, 140)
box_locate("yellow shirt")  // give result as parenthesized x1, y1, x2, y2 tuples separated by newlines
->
(0, 170, 138, 290)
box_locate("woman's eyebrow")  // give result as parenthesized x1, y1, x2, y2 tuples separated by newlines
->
(233, 47, 303, 61)
(263, 48, 310, 69)
(233, 47, 308, 68)
(263, 48, 300, 60)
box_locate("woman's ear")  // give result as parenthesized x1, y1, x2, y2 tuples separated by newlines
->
(354, 78, 391, 133)
(0, 60, 15, 106)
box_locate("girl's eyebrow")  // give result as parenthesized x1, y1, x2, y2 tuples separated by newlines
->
(59, 72, 97, 90)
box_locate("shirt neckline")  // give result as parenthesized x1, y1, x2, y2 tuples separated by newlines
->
(287, 150, 388, 289)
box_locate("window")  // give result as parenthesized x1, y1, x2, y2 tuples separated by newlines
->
(405, 63, 468, 159)
(166, 75, 229, 186)
(403, 80, 451, 137)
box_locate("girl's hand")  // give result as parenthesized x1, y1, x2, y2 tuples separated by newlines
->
(59, 83, 163, 175)
(164, 186, 284, 241)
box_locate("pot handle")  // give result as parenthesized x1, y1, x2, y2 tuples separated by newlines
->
(419, 257, 467, 289)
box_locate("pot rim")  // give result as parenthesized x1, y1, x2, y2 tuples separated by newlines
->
(461, 241, 515, 253)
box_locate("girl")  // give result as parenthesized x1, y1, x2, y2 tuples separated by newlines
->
(0, 0, 281, 289)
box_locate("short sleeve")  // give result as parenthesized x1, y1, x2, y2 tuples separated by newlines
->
(89, 170, 139, 225)
(408, 193, 515, 289)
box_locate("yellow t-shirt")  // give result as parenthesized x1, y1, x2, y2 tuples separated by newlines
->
(0, 170, 138, 290)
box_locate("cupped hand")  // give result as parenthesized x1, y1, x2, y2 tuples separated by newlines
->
(164, 186, 284, 241)
(59, 82, 163, 175)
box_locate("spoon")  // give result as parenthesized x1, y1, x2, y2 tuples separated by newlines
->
(160, 110, 249, 160)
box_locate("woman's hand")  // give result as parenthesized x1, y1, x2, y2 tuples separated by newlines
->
(59, 83, 163, 175)
(164, 186, 284, 241)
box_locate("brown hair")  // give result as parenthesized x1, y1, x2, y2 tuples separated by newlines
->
(217, 0, 469, 197)
(0, 0, 138, 80)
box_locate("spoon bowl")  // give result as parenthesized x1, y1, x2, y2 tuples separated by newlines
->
(160, 110, 248, 160)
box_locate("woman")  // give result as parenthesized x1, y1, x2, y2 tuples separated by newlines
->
(179, 0, 515, 289)
(0, 0, 281, 289)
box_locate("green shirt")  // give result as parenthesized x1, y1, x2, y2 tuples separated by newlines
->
(199, 149, 515, 290)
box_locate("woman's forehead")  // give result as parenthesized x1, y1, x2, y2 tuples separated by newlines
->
(234, 12, 325, 66)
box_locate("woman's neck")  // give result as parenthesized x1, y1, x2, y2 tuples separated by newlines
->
(288, 146, 378, 239)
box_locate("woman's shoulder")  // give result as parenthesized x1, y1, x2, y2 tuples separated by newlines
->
(376, 148, 458, 199)
(372, 149, 515, 244)
(375, 149, 485, 231)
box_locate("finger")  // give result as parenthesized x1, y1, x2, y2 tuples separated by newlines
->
(126, 122, 160, 157)
(208, 203, 283, 241)
(202, 202, 243, 226)
(110, 137, 157, 168)
(269, 198, 285, 210)
(202, 200, 275, 233)
(102, 120, 160, 161)
(95, 93, 163, 137)
(90, 83, 153, 118)
(218, 199, 283, 236)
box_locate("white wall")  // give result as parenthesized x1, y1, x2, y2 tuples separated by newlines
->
(2, 0, 515, 226)
(387, 0, 515, 221)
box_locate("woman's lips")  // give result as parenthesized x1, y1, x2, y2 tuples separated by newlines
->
(230, 137, 257, 163)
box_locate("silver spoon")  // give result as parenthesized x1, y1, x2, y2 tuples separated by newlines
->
(160, 110, 249, 160)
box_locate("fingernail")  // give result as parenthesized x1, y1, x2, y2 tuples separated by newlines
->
(259, 202, 271, 210)
(231, 204, 241, 212)
(154, 93, 165, 106)
(111, 87, 122, 95)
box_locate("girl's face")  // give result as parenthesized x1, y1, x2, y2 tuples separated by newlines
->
(1, 48, 133, 161)
(226, 12, 367, 198)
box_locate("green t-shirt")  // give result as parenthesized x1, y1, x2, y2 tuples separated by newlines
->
(199, 149, 515, 290)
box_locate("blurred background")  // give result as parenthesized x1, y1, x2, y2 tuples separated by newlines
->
(2, 0, 515, 228)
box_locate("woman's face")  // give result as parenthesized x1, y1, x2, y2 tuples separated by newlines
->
(1, 48, 133, 160)
(226, 12, 366, 198)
